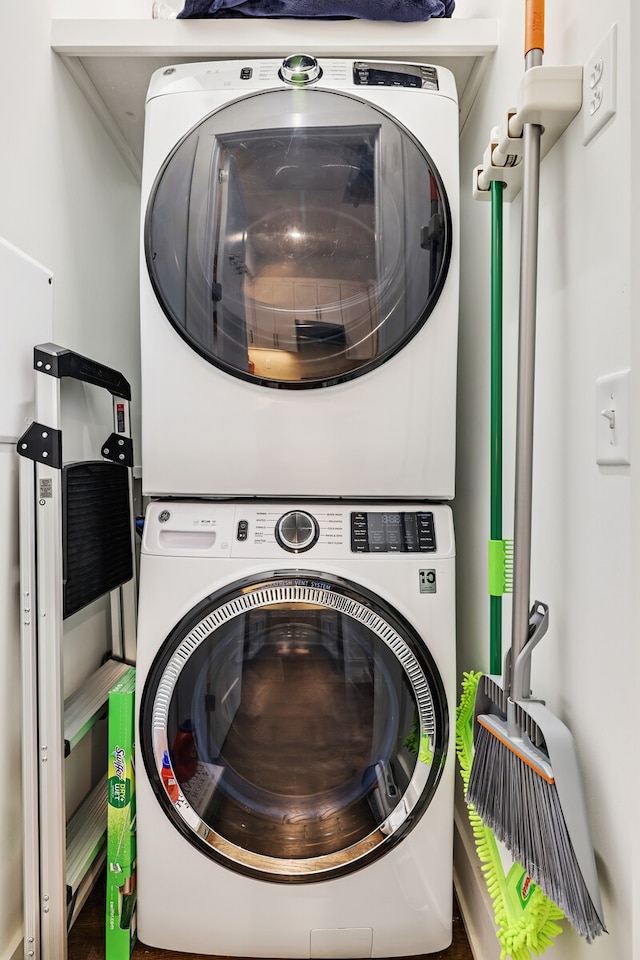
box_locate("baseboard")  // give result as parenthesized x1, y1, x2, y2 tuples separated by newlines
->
(453, 804, 501, 960)
(2, 930, 23, 960)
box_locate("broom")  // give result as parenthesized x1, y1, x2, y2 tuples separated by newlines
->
(466, 0, 606, 943)
(457, 175, 565, 956)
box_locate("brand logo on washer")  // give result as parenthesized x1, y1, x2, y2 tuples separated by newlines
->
(158, 510, 171, 523)
(419, 569, 437, 594)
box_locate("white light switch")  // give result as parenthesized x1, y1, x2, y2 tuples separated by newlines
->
(596, 369, 630, 465)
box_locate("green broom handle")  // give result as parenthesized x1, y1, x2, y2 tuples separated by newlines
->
(490, 179, 504, 676)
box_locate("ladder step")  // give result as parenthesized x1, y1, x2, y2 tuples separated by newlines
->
(66, 775, 108, 901)
(68, 847, 106, 931)
(64, 658, 131, 756)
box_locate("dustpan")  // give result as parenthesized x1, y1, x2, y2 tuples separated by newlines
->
(471, 603, 605, 940)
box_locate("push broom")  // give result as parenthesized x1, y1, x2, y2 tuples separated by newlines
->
(466, 0, 606, 943)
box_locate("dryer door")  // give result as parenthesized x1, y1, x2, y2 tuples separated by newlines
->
(140, 570, 448, 882)
(145, 88, 451, 388)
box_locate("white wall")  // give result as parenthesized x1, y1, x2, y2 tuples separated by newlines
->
(0, 3, 140, 956)
(455, 0, 634, 957)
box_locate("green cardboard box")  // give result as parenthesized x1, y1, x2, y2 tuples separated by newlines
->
(106, 667, 137, 959)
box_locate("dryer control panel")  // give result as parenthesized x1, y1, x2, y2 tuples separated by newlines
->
(146, 57, 457, 104)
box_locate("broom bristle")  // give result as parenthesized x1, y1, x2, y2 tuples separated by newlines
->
(467, 720, 606, 943)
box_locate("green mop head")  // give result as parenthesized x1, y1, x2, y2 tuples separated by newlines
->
(456, 672, 564, 959)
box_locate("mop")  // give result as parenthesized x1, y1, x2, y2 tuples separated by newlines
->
(465, 0, 606, 942)
(456, 672, 564, 960)
(456, 178, 564, 959)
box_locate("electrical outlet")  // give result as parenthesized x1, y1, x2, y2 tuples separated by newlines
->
(583, 24, 617, 145)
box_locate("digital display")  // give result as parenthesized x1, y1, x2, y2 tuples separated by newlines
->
(351, 512, 436, 553)
(353, 62, 439, 91)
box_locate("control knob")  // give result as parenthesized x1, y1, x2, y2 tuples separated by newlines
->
(280, 54, 322, 85)
(275, 510, 319, 552)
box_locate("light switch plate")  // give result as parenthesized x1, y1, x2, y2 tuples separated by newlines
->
(596, 369, 630, 465)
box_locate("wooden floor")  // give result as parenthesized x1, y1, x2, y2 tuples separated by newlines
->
(69, 876, 473, 960)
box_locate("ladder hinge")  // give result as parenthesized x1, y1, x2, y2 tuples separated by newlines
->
(101, 433, 133, 467)
(17, 422, 62, 469)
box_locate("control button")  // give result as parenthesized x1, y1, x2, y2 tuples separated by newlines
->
(240, 67, 253, 80)
(275, 510, 319, 553)
(420, 65, 439, 89)
(417, 512, 436, 552)
(280, 54, 322, 85)
(237, 519, 249, 542)
(350, 511, 370, 553)
(352, 542, 369, 553)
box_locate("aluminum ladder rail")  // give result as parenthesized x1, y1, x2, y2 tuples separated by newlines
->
(18, 343, 137, 960)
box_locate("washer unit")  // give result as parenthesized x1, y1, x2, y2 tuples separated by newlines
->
(136, 500, 456, 957)
(140, 57, 460, 499)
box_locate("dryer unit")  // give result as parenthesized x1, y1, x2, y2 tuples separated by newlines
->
(140, 57, 460, 499)
(135, 500, 456, 957)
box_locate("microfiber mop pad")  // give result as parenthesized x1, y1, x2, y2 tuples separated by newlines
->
(456, 671, 564, 960)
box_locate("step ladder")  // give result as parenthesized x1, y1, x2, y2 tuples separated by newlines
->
(18, 343, 137, 960)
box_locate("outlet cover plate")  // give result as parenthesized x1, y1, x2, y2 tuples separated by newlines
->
(583, 23, 617, 145)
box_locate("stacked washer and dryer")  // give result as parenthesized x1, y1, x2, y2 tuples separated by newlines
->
(135, 55, 460, 958)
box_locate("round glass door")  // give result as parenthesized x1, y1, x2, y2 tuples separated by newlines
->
(145, 87, 452, 388)
(140, 572, 449, 882)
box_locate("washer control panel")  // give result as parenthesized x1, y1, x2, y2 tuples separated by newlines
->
(143, 502, 452, 560)
(351, 511, 436, 553)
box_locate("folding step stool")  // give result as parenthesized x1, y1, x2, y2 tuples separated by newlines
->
(18, 343, 137, 960)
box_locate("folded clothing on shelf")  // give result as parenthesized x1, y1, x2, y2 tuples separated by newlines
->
(177, 0, 454, 22)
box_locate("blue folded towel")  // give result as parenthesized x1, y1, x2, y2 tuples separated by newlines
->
(178, 0, 454, 22)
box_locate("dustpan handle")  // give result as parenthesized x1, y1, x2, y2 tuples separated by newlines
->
(510, 5, 544, 700)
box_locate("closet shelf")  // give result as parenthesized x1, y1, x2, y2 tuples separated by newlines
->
(51, 17, 497, 179)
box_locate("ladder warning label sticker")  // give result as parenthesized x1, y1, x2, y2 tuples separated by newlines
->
(39, 479, 53, 499)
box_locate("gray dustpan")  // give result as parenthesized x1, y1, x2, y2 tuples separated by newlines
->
(471, 602, 605, 941)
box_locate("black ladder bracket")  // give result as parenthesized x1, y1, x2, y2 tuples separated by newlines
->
(101, 433, 133, 467)
(17, 422, 62, 469)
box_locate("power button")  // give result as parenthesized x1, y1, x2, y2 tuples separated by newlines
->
(237, 519, 249, 541)
(240, 67, 253, 80)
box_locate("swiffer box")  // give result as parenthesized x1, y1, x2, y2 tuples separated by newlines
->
(106, 667, 137, 958)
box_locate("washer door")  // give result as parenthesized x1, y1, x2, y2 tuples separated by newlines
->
(140, 571, 449, 882)
(145, 87, 452, 388)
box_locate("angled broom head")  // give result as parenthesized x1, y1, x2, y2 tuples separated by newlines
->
(467, 676, 606, 943)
